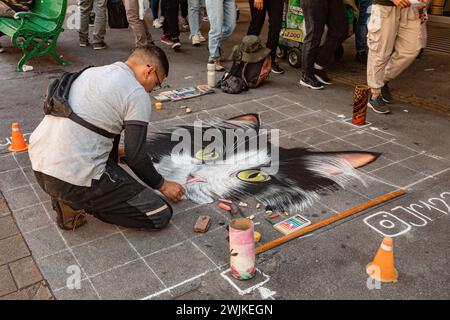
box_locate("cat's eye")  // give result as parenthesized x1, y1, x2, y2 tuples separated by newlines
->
(236, 169, 271, 182)
(195, 149, 220, 161)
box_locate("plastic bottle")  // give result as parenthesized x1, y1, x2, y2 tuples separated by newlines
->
(207, 63, 216, 89)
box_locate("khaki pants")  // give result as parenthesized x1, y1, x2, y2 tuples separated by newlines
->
(122, 0, 153, 47)
(367, 4, 422, 93)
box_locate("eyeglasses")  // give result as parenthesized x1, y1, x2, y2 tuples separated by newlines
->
(148, 65, 162, 89)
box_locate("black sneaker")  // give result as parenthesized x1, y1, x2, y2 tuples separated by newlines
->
(300, 76, 324, 90)
(381, 82, 393, 103)
(0, 44, 4, 53)
(368, 96, 391, 114)
(172, 38, 181, 50)
(314, 69, 332, 85)
(79, 38, 90, 47)
(355, 52, 367, 64)
(271, 61, 285, 74)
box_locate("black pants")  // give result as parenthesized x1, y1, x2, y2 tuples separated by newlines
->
(247, 0, 283, 61)
(301, 0, 348, 78)
(163, 0, 180, 38)
(34, 161, 173, 230)
(180, 0, 188, 18)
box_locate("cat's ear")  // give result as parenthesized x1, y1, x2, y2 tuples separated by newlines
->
(227, 113, 260, 128)
(323, 152, 380, 174)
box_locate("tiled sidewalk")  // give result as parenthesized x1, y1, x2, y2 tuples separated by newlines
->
(0, 192, 53, 300)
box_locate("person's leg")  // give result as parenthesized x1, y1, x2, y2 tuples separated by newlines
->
(167, 0, 181, 40)
(220, 0, 236, 46)
(79, 0, 94, 45)
(383, 7, 422, 83)
(300, 0, 327, 87)
(247, 0, 266, 37)
(34, 162, 173, 230)
(205, 0, 224, 61)
(366, 5, 397, 113)
(180, 0, 189, 18)
(315, 0, 348, 69)
(266, 0, 284, 73)
(0, 31, 5, 53)
(92, 0, 107, 45)
(123, 0, 150, 47)
(188, 0, 201, 38)
(151, 0, 160, 18)
(355, 0, 372, 62)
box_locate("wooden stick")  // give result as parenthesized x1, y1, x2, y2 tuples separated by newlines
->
(256, 189, 407, 254)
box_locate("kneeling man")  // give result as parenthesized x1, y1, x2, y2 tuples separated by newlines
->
(29, 45, 185, 231)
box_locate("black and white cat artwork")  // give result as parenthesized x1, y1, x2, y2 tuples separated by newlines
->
(146, 113, 379, 212)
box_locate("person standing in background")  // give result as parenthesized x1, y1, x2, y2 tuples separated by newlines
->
(205, 0, 236, 71)
(160, 0, 182, 49)
(123, 0, 154, 47)
(79, 0, 108, 50)
(366, 0, 425, 114)
(180, 0, 189, 30)
(299, 0, 348, 90)
(354, 0, 371, 63)
(188, 0, 207, 46)
(247, 0, 285, 74)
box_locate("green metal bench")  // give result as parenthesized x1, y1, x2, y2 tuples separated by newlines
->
(0, 0, 70, 71)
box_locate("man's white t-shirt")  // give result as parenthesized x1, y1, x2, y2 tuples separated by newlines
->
(29, 62, 152, 187)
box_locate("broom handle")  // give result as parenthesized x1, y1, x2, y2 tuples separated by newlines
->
(255, 189, 407, 254)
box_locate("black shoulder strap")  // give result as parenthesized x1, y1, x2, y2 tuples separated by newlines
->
(68, 113, 117, 139)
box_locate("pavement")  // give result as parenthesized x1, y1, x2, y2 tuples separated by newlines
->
(0, 2, 449, 300)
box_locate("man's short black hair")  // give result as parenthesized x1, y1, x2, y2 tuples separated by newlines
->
(129, 45, 170, 77)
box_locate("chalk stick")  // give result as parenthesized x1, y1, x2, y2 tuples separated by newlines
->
(194, 216, 212, 233)
(218, 202, 232, 211)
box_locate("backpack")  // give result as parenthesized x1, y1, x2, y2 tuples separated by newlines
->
(218, 55, 272, 94)
(43, 67, 116, 139)
(107, 0, 129, 29)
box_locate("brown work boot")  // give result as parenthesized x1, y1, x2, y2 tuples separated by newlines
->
(52, 198, 87, 231)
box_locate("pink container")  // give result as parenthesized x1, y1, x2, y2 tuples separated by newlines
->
(229, 218, 256, 280)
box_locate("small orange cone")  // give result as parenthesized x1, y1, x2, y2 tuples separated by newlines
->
(8, 122, 28, 152)
(366, 237, 398, 283)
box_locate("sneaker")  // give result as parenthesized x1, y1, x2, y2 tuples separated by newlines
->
(79, 38, 90, 47)
(172, 38, 181, 50)
(271, 61, 285, 74)
(192, 34, 200, 46)
(299, 76, 324, 90)
(93, 42, 107, 50)
(355, 51, 367, 64)
(52, 198, 87, 231)
(161, 34, 174, 45)
(159, 16, 165, 24)
(209, 58, 225, 72)
(181, 17, 189, 30)
(381, 82, 393, 103)
(368, 95, 391, 114)
(0, 44, 4, 53)
(314, 68, 332, 85)
(153, 18, 163, 29)
(197, 32, 206, 42)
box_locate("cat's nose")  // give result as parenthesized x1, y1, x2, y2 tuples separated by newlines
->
(186, 173, 208, 184)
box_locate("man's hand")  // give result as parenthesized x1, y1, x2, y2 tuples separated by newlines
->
(392, 0, 411, 8)
(159, 180, 186, 203)
(254, 0, 264, 10)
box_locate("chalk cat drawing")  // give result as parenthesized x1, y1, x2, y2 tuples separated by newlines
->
(146, 114, 378, 212)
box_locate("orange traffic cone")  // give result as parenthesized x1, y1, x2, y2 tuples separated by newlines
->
(8, 122, 28, 152)
(366, 237, 398, 282)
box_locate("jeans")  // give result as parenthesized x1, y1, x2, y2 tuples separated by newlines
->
(247, 0, 283, 61)
(355, 0, 372, 54)
(151, 0, 165, 18)
(162, 0, 180, 38)
(301, 0, 348, 78)
(205, 0, 236, 61)
(79, 0, 107, 43)
(188, 0, 205, 37)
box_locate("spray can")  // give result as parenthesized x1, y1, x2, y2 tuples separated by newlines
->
(229, 218, 256, 280)
(352, 85, 370, 125)
(207, 62, 216, 89)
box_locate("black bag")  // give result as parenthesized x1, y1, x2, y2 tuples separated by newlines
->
(44, 67, 116, 139)
(107, 0, 129, 29)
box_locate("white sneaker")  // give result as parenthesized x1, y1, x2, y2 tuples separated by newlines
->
(153, 18, 163, 29)
(197, 32, 206, 42)
(192, 34, 200, 46)
(0, 45, 4, 53)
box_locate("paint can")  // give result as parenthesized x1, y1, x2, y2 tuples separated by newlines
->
(352, 85, 370, 126)
(229, 218, 256, 280)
